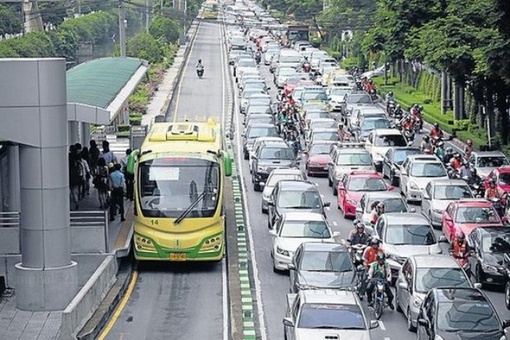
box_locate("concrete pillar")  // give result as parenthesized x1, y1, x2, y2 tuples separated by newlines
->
(69, 121, 79, 145)
(7, 145, 20, 212)
(23, 0, 43, 33)
(0, 58, 77, 311)
(82, 123, 90, 147)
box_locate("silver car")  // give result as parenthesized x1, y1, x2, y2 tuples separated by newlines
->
(421, 179, 474, 227)
(470, 151, 510, 179)
(396, 254, 477, 331)
(355, 192, 414, 230)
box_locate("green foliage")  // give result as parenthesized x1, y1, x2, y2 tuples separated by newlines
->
(38, 2, 67, 26)
(0, 4, 22, 37)
(149, 16, 180, 43)
(127, 32, 164, 63)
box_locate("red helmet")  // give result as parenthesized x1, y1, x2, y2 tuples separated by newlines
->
(455, 231, 465, 242)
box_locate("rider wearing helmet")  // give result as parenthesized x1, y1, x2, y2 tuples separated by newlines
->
(366, 253, 394, 309)
(385, 91, 395, 110)
(394, 104, 404, 118)
(420, 135, 432, 153)
(338, 124, 352, 141)
(370, 202, 385, 225)
(430, 123, 443, 138)
(451, 153, 463, 170)
(434, 141, 445, 160)
(443, 147, 454, 164)
(348, 221, 370, 245)
(485, 179, 504, 200)
(464, 139, 474, 154)
(196, 59, 204, 69)
(363, 236, 383, 268)
(450, 231, 471, 260)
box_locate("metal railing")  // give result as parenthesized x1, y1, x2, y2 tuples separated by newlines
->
(0, 212, 20, 228)
(70, 210, 109, 253)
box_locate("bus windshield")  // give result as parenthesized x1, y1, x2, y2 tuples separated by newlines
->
(138, 158, 220, 218)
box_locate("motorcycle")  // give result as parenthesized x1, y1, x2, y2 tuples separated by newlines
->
(302, 62, 311, 73)
(369, 89, 378, 101)
(349, 243, 368, 267)
(451, 251, 472, 276)
(196, 66, 204, 78)
(490, 194, 508, 218)
(403, 128, 415, 142)
(371, 274, 388, 320)
(386, 101, 395, 116)
(413, 118, 421, 134)
(255, 53, 261, 65)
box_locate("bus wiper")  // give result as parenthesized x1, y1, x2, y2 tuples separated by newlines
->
(174, 190, 208, 225)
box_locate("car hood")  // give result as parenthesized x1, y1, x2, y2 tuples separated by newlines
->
(308, 154, 330, 164)
(277, 207, 323, 216)
(458, 223, 504, 236)
(329, 95, 345, 102)
(295, 329, 370, 340)
(258, 159, 295, 168)
(410, 176, 449, 189)
(298, 270, 356, 289)
(276, 237, 333, 253)
(431, 199, 456, 211)
(477, 167, 495, 178)
(436, 329, 503, 340)
(482, 252, 505, 266)
(384, 243, 441, 257)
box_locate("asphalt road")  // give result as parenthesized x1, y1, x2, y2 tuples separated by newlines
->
(104, 20, 229, 340)
(232, 40, 510, 340)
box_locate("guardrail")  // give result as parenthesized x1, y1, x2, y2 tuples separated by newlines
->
(0, 211, 109, 255)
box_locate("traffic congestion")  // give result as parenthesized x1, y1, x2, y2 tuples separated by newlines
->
(222, 2, 510, 339)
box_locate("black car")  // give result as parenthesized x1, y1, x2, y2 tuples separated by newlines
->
(289, 242, 356, 293)
(267, 180, 330, 229)
(468, 226, 510, 287)
(381, 147, 421, 186)
(242, 123, 279, 160)
(417, 287, 509, 340)
(251, 144, 298, 192)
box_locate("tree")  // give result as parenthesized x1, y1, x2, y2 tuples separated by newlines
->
(0, 4, 22, 37)
(127, 32, 164, 63)
(149, 15, 179, 43)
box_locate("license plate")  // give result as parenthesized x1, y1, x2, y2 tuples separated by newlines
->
(323, 167, 328, 170)
(169, 253, 187, 261)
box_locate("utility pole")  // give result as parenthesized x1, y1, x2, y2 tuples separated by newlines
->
(145, 0, 149, 32)
(119, 0, 127, 57)
(178, 0, 186, 45)
(160, 0, 163, 14)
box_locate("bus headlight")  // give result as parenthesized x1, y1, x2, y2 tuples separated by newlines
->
(135, 235, 157, 252)
(201, 235, 223, 252)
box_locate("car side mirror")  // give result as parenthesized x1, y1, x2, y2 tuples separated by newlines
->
(387, 185, 395, 191)
(503, 320, 510, 329)
(409, 208, 416, 213)
(283, 317, 294, 328)
(398, 281, 409, 290)
(323, 201, 331, 207)
(401, 170, 407, 176)
(423, 193, 430, 200)
(417, 318, 429, 327)
(438, 235, 447, 242)
(260, 182, 266, 188)
(268, 200, 274, 206)
(333, 231, 341, 238)
(356, 206, 362, 213)
(407, 140, 413, 146)
(269, 229, 277, 236)
(287, 263, 295, 270)
(474, 282, 482, 289)
(370, 320, 379, 329)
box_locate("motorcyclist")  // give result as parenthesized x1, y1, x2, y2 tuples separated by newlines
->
(451, 153, 463, 170)
(464, 139, 474, 155)
(338, 124, 352, 141)
(363, 237, 383, 268)
(430, 123, 443, 139)
(485, 179, 505, 200)
(420, 135, 432, 153)
(449, 231, 471, 261)
(443, 147, 454, 164)
(255, 50, 262, 64)
(196, 59, 204, 70)
(370, 202, 385, 225)
(286, 94, 296, 107)
(393, 104, 404, 118)
(401, 116, 414, 131)
(348, 221, 370, 245)
(434, 141, 445, 160)
(459, 161, 473, 183)
(385, 91, 395, 111)
(410, 104, 420, 119)
(366, 253, 395, 310)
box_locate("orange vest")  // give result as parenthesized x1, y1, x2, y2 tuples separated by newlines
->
(453, 241, 467, 257)
(364, 247, 383, 264)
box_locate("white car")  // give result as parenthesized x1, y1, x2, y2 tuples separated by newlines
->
(249, 137, 287, 173)
(470, 151, 510, 179)
(400, 154, 449, 203)
(421, 179, 474, 227)
(355, 191, 413, 229)
(364, 129, 410, 171)
(261, 168, 306, 213)
(372, 213, 445, 280)
(270, 212, 339, 272)
(276, 67, 298, 88)
(327, 86, 352, 111)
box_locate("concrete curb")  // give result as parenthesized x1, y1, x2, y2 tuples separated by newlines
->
(160, 16, 203, 119)
(59, 255, 118, 340)
(76, 259, 133, 340)
(221, 17, 258, 340)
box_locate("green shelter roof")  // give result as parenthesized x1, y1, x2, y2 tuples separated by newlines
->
(67, 57, 144, 109)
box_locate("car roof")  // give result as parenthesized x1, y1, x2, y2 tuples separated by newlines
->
(405, 154, 441, 162)
(277, 180, 317, 190)
(476, 226, 510, 235)
(383, 213, 430, 225)
(472, 151, 507, 157)
(300, 289, 358, 305)
(432, 287, 487, 303)
(247, 123, 275, 128)
(348, 170, 381, 178)
(270, 168, 302, 176)
(372, 128, 403, 135)
(363, 192, 403, 200)
(494, 166, 510, 173)
(312, 128, 338, 132)
(410, 254, 462, 269)
(282, 212, 325, 221)
(453, 199, 493, 207)
(429, 179, 470, 186)
(301, 242, 348, 252)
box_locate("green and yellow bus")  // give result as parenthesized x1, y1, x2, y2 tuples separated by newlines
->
(131, 119, 232, 261)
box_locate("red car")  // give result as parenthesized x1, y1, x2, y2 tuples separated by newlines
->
(337, 171, 393, 218)
(305, 141, 336, 176)
(483, 166, 510, 193)
(441, 199, 504, 242)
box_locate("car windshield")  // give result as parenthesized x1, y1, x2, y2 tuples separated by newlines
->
(279, 220, 331, 238)
(304, 104, 328, 111)
(455, 207, 500, 223)
(393, 149, 421, 164)
(298, 304, 366, 330)
(361, 119, 390, 131)
(247, 127, 278, 138)
(311, 121, 336, 129)
(259, 147, 295, 160)
(300, 250, 353, 272)
(287, 75, 308, 84)
(482, 233, 510, 252)
(244, 83, 266, 91)
(374, 134, 408, 147)
(247, 106, 271, 115)
(238, 59, 255, 67)
(309, 144, 331, 154)
(415, 268, 471, 293)
(385, 224, 437, 245)
(306, 112, 330, 120)
(347, 95, 371, 104)
(365, 198, 407, 213)
(279, 68, 296, 77)
(243, 91, 263, 99)
(434, 185, 473, 200)
(330, 88, 350, 96)
(476, 156, 509, 168)
(277, 189, 322, 209)
(437, 300, 499, 332)
(267, 174, 302, 187)
(303, 92, 328, 101)
(410, 163, 447, 177)
(498, 173, 510, 185)
(347, 178, 387, 192)
(313, 131, 339, 141)
(336, 153, 372, 166)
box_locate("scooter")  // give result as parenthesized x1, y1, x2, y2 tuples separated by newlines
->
(371, 275, 388, 320)
(196, 66, 204, 79)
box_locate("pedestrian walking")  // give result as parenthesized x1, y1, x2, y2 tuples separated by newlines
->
(109, 163, 126, 222)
